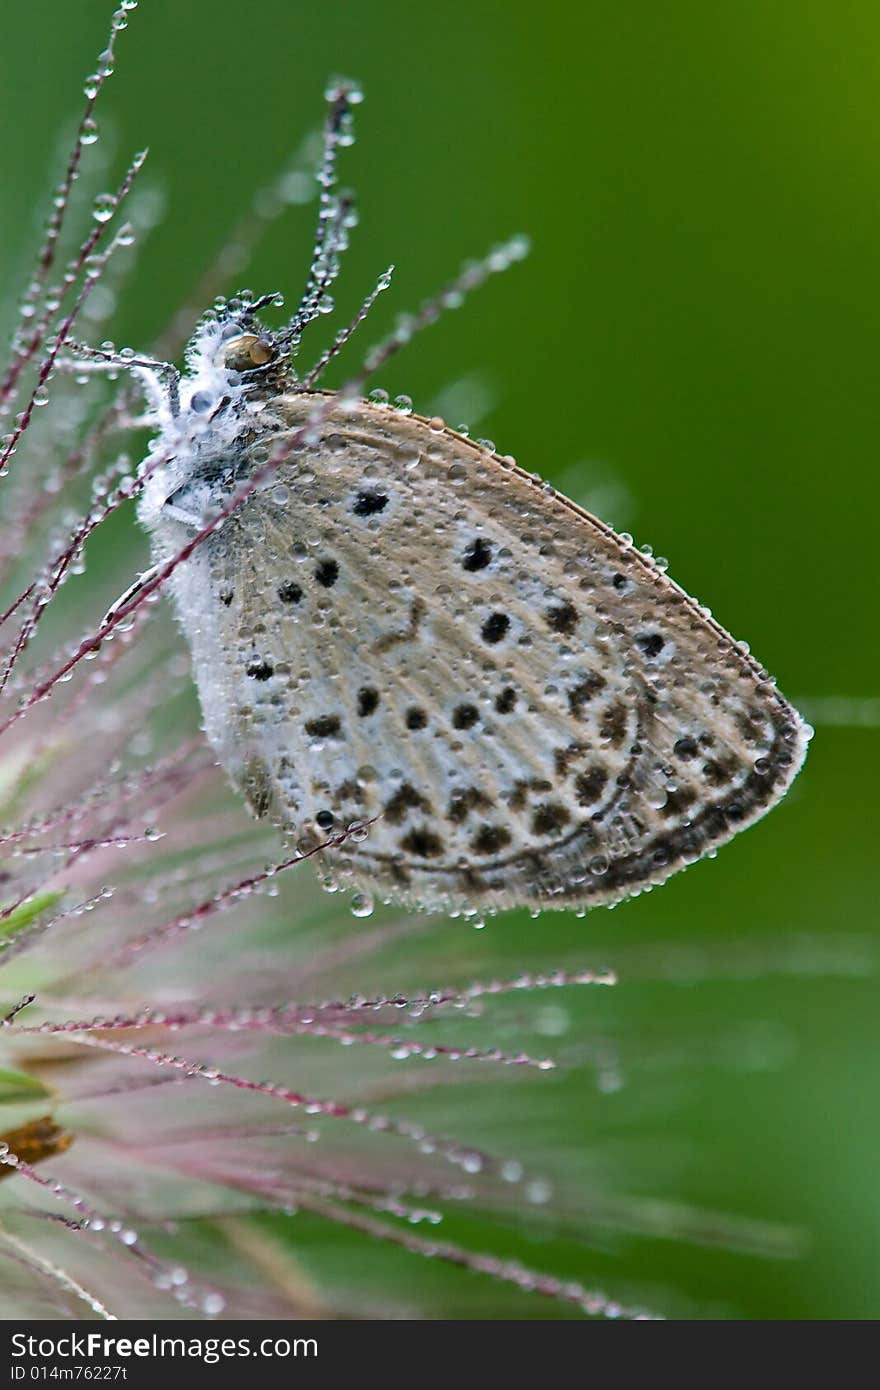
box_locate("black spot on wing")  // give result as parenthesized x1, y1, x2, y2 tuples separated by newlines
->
(531, 801, 571, 836)
(357, 687, 379, 716)
(304, 714, 342, 738)
(384, 783, 432, 825)
(448, 787, 492, 823)
(452, 703, 479, 730)
(315, 558, 339, 588)
(400, 827, 444, 858)
(635, 632, 665, 658)
(661, 787, 697, 818)
(599, 701, 628, 747)
(353, 490, 389, 516)
(462, 537, 492, 571)
(545, 601, 578, 635)
(554, 742, 589, 777)
(334, 778, 362, 804)
(574, 766, 609, 805)
(481, 612, 510, 644)
(471, 824, 512, 855)
(702, 756, 743, 787)
(568, 673, 606, 716)
(507, 778, 552, 812)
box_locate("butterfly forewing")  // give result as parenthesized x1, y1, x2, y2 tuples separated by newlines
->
(159, 394, 807, 913)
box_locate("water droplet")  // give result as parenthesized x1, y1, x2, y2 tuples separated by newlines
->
(92, 194, 116, 224)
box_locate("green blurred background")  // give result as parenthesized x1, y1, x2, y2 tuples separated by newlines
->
(2, 0, 877, 1318)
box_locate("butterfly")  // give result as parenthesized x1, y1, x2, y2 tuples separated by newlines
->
(124, 85, 809, 918)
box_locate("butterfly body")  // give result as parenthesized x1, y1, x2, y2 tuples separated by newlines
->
(139, 386, 808, 914)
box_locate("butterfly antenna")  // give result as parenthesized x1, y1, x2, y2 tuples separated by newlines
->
(281, 82, 361, 358)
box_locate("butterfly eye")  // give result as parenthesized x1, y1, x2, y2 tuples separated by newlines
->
(220, 333, 276, 372)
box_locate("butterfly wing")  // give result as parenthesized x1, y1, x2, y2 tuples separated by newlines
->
(161, 393, 808, 913)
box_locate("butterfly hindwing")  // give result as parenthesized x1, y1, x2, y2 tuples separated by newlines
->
(161, 394, 807, 913)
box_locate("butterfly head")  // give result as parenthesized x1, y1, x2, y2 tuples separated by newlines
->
(171, 296, 299, 433)
(186, 292, 287, 383)
(217, 330, 277, 374)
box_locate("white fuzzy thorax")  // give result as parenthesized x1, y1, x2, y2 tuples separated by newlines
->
(136, 316, 282, 537)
